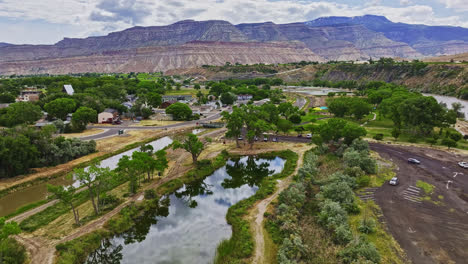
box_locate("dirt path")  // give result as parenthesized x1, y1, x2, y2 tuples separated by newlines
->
(251, 148, 306, 264)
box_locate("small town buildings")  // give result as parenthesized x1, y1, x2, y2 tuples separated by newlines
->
(16, 87, 42, 102)
(162, 95, 193, 103)
(98, 108, 119, 124)
(63, 85, 74, 96)
(160, 101, 176, 109)
(237, 94, 253, 101)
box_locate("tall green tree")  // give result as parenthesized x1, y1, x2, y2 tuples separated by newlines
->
(117, 155, 141, 194)
(72, 106, 97, 132)
(47, 184, 80, 225)
(277, 119, 293, 135)
(44, 98, 77, 120)
(0, 102, 42, 127)
(222, 106, 244, 147)
(74, 164, 116, 215)
(166, 102, 192, 121)
(172, 133, 204, 164)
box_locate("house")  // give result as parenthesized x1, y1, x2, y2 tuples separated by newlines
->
(16, 87, 41, 102)
(237, 94, 253, 101)
(160, 101, 176, 109)
(63, 85, 74, 96)
(162, 95, 193, 103)
(122, 102, 133, 109)
(98, 108, 119, 124)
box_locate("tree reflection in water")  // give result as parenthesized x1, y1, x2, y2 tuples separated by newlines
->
(86, 238, 123, 264)
(174, 177, 214, 208)
(222, 156, 274, 189)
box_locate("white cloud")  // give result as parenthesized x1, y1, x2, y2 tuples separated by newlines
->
(400, 0, 412, 5)
(0, 0, 467, 44)
(438, 0, 468, 12)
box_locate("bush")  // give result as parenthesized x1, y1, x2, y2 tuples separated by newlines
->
(144, 189, 158, 200)
(358, 218, 376, 234)
(196, 159, 212, 168)
(356, 175, 371, 188)
(318, 200, 348, 230)
(344, 167, 365, 178)
(372, 134, 383, 140)
(55, 230, 110, 264)
(339, 237, 381, 264)
(334, 224, 353, 245)
(0, 237, 27, 264)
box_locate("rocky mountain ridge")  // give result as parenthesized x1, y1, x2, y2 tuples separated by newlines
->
(1, 15, 467, 75)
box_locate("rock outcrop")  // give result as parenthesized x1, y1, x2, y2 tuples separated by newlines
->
(0, 41, 323, 75)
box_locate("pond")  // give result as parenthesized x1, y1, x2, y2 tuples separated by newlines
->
(0, 137, 173, 217)
(86, 156, 286, 264)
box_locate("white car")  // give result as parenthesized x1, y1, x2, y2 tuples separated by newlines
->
(458, 161, 468, 169)
(306, 133, 312, 139)
(389, 177, 399, 186)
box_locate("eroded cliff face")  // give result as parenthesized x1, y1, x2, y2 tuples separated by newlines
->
(0, 41, 323, 75)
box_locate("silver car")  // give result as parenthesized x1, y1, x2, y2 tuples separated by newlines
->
(389, 177, 399, 186)
(458, 161, 468, 169)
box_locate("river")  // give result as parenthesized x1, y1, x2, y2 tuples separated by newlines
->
(423, 93, 468, 118)
(86, 156, 286, 264)
(0, 136, 173, 217)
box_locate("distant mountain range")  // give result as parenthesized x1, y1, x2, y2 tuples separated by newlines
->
(1, 15, 467, 75)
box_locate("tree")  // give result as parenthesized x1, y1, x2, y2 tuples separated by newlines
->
(147, 92, 162, 108)
(277, 119, 293, 134)
(220, 92, 236, 105)
(246, 119, 269, 149)
(44, 98, 77, 120)
(172, 133, 204, 164)
(328, 97, 350, 117)
(452, 102, 465, 118)
(0, 93, 15, 103)
(342, 123, 367, 145)
(289, 114, 302, 124)
(194, 84, 201, 90)
(165, 102, 192, 121)
(117, 155, 141, 194)
(351, 100, 372, 120)
(47, 184, 80, 225)
(318, 118, 347, 143)
(0, 102, 42, 127)
(0, 217, 25, 264)
(72, 106, 97, 132)
(222, 107, 244, 148)
(0, 133, 38, 178)
(391, 128, 401, 141)
(74, 164, 116, 215)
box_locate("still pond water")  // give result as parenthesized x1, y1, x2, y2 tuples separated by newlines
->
(86, 156, 286, 264)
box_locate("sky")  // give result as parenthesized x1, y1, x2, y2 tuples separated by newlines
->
(0, 0, 467, 45)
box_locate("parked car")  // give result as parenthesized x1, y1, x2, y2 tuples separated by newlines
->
(389, 177, 399, 186)
(254, 136, 258, 141)
(237, 136, 243, 140)
(263, 136, 268, 142)
(407, 158, 421, 164)
(272, 137, 278, 142)
(458, 161, 468, 169)
(306, 133, 312, 139)
(297, 134, 303, 138)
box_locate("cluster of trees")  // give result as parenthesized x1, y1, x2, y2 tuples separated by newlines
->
(0, 125, 96, 178)
(165, 102, 195, 121)
(272, 140, 380, 264)
(222, 102, 303, 147)
(327, 96, 372, 120)
(207, 79, 284, 105)
(0, 218, 26, 264)
(202, 62, 279, 74)
(313, 118, 367, 146)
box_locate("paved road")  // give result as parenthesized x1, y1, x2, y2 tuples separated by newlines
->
(369, 143, 468, 264)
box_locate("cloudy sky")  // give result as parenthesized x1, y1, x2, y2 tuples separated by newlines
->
(1, 0, 467, 44)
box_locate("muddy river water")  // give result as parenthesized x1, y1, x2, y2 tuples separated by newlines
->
(86, 156, 286, 264)
(0, 136, 173, 217)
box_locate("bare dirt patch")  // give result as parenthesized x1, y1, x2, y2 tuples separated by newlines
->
(371, 143, 468, 264)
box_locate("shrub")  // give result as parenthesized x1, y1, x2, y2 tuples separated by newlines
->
(372, 134, 383, 140)
(144, 189, 158, 200)
(358, 218, 376, 234)
(329, 172, 357, 189)
(356, 175, 371, 188)
(339, 237, 381, 264)
(318, 200, 348, 230)
(0, 237, 26, 264)
(345, 167, 365, 178)
(334, 224, 353, 245)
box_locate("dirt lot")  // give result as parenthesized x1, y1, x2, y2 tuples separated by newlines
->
(370, 143, 468, 264)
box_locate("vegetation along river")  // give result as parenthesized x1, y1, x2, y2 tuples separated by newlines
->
(0, 136, 173, 217)
(86, 156, 286, 264)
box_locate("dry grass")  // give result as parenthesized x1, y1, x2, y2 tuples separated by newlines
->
(96, 129, 165, 153)
(60, 129, 105, 138)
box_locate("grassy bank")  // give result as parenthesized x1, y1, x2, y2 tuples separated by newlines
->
(214, 150, 298, 264)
